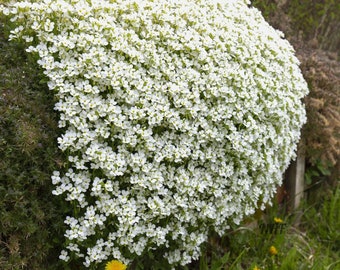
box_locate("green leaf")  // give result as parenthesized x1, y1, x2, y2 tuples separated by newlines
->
(210, 252, 230, 270)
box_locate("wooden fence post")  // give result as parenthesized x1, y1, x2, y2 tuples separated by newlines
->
(285, 141, 305, 210)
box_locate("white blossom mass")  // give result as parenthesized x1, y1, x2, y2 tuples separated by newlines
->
(1, 0, 308, 267)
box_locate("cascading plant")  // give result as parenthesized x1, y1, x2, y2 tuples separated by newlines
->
(1, 0, 308, 267)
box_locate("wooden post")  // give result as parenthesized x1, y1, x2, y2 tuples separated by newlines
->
(285, 142, 305, 210)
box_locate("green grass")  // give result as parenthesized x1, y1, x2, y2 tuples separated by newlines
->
(187, 188, 340, 270)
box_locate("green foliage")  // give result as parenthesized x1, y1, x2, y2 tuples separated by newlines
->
(305, 160, 332, 186)
(0, 14, 71, 270)
(195, 196, 340, 270)
(251, 0, 277, 20)
(279, 247, 298, 270)
(287, 0, 322, 35)
(288, 0, 340, 50)
(289, 0, 338, 30)
(128, 249, 180, 270)
(302, 187, 340, 253)
(193, 236, 232, 270)
(252, 0, 340, 51)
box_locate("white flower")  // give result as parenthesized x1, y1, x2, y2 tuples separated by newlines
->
(4, 0, 308, 268)
(59, 250, 70, 262)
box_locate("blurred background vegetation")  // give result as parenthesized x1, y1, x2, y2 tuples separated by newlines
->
(0, 1, 339, 269)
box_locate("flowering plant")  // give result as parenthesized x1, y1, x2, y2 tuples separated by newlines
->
(1, 0, 308, 267)
(105, 260, 127, 270)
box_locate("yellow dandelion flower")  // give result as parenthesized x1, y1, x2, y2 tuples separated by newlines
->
(253, 265, 261, 270)
(269, 245, 278, 256)
(105, 260, 127, 270)
(274, 217, 283, 223)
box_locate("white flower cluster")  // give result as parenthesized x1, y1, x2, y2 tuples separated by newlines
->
(1, 0, 308, 267)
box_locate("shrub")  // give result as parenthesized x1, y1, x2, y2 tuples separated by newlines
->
(0, 15, 67, 269)
(1, 0, 308, 268)
(301, 52, 340, 181)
